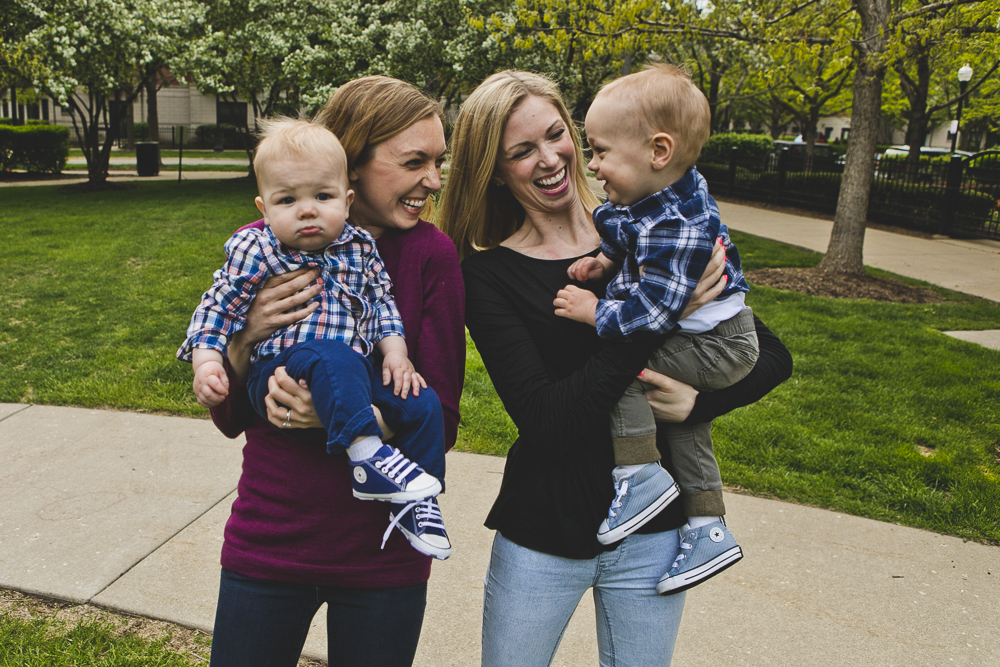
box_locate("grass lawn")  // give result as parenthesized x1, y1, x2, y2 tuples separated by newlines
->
(1, 180, 998, 545)
(67, 149, 249, 160)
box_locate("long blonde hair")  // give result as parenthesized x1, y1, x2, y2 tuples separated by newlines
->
(314, 76, 444, 219)
(436, 71, 599, 261)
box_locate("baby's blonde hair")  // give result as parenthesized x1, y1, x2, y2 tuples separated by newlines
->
(253, 117, 348, 192)
(599, 63, 711, 170)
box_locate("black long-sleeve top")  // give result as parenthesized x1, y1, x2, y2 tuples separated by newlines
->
(463, 246, 792, 560)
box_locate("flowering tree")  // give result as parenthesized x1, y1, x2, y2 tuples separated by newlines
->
(22, 0, 203, 184)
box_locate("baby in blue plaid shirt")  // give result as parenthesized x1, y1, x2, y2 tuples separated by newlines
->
(177, 118, 450, 559)
(554, 63, 759, 592)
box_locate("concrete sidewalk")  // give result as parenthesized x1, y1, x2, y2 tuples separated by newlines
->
(1, 404, 997, 666)
(1, 200, 999, 665)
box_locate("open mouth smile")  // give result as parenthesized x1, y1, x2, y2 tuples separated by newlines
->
(534, 167, 568, 194)
(401, 198, 427, 214)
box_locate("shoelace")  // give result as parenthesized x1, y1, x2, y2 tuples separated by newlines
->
(668, 529, 697, 571)
(375, 448, 420, 485)
(607, 479, 629, 520)
(380, 499, 445, 550)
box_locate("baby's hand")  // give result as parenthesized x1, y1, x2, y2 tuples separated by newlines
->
(567, 256, 607, 282)
(554, 285, 599, 327)
(382, 350, 427, 399)
(193, 360, 230, 408)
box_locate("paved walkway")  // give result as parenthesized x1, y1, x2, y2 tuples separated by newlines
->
(1, 196, 999, 665)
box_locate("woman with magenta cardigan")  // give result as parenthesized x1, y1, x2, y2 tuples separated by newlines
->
(206, 77, 465, 667)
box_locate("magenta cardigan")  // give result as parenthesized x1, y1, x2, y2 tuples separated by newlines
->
(209, 219, 466, 587)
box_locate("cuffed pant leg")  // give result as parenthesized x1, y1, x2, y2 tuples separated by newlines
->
(372, 381, 447, 489)
(609, 379, 661, 466)
(664, 421, 726, 517)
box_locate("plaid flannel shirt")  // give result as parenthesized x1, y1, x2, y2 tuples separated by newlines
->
(593, 167, 749, 341)
(177, 223, 404, 364)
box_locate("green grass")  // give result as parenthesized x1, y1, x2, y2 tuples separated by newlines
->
(1, 182, 998, 544)
(68, 149, 249, 159)
(0, 616, 205, 666)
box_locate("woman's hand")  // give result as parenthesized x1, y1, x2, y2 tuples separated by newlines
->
(228, 268, 321, 381)
(680, 238, 727, 320)
(640, 368, 699, 424)
(264, 366, 322, 429)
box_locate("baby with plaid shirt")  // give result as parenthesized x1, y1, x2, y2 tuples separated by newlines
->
(554, 63, 758, 593)
(177, 118, 450, 560)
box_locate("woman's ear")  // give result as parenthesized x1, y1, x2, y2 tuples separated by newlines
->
(348, 168, 359, 183)
(650, 132, 675, 171)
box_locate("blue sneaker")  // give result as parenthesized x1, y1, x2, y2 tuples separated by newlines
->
(351, 445, 441, 502)
(656, 520, 743, 595)
(382, 498, 452, 560)
(596, 462, 679, 545)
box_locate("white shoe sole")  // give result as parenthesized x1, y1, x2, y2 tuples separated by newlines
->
(596, 483, 679, 545)
(354, 477, 442, 503)
(656, 545, 743, 595)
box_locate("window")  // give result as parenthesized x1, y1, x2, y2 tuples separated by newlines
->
(840, 128, 850, 141)
(217, 100, 248, 127)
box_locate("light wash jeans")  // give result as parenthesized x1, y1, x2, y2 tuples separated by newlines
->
(482, 531, 687, 667)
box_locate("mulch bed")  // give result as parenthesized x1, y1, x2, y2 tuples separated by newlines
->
(747, 267, 945, 303)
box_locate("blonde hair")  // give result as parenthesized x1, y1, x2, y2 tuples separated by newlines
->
(254, 117, 348, 192)
(437, 71, 600, 261)
(599, 62, 711, 170)
(314, 76, 444, 221)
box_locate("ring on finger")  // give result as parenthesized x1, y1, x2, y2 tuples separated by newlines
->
(283, 408, 291, 428)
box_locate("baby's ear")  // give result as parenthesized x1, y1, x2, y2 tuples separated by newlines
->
(650, 133, 674, 171)
(254, 196, 267, 219)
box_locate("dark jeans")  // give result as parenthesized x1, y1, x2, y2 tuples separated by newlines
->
(248, 339, 446, 484)
(209, 568, 427, 667)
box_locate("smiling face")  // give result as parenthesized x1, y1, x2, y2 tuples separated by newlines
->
(585, 95, 663, 206)
(255, 156, 354, 252)
(347, 115, 447, 238)
(493, 95, 579, 217)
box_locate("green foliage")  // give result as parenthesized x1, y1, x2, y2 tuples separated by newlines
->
(0, 123, 69, 172)
(0, 614, 203, 666)
(700, 132, 774, 163)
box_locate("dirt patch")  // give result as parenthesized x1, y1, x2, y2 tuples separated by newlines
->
(0, 589, 324, 666)
(747, 267, 945, 303)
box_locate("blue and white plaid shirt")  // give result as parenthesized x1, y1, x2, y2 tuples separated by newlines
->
(177, 223, 404, 364)
(593, 167, 749, 341)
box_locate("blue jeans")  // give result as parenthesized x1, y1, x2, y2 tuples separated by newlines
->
(482, 532, 687, 667)
(248, 339, 446, 484)
(209, 568, 427, 667)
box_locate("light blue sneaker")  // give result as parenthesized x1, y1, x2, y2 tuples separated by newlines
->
(656, 520, 743, 595)
(351, 444, 441, 502)
(382, 497, 452, 560)
(596, 462, 679, 545)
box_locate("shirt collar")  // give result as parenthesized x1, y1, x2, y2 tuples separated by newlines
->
(264, 222, 363, 255)
(611, 167, 700, 221)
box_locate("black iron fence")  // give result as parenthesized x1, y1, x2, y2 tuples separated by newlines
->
(701, 147, 1000, 241)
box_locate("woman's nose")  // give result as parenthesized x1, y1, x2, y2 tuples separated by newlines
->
(423, 166, 442, 191)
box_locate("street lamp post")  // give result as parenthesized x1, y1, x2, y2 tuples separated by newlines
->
(950, 63, 973, 153)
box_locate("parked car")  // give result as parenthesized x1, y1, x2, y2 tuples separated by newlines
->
(880, 145, 973, 159)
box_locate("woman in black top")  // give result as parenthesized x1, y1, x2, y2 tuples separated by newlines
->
(438, 71, 791, 666)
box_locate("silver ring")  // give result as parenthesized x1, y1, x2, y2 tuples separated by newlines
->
(283, 409, 291, 428)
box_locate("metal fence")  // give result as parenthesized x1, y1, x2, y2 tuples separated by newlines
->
(701, 147, 1000, 241)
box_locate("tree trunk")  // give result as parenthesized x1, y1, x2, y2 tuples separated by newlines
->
(145, 73, 160, 145)
(818, 0, 888, 274)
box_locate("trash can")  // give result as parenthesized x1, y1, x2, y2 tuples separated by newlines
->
(136, 142, 160, 176)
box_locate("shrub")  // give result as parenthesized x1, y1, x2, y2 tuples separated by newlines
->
(195, 124, 255, 150)
(0, 124, 70, 173)
(700, 132, 773, 164)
